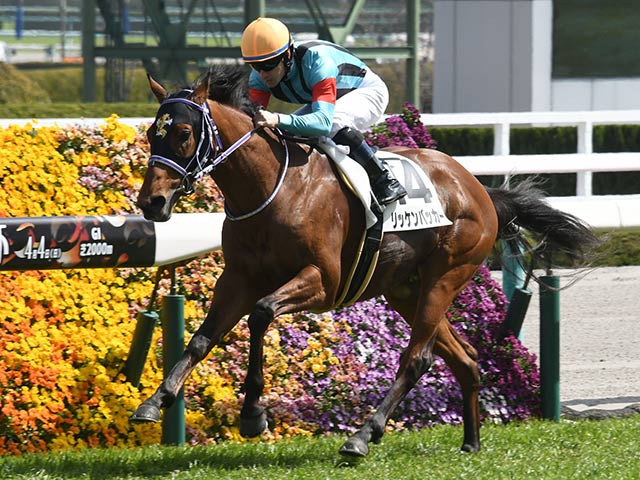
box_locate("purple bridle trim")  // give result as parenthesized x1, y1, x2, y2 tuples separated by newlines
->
(148, 97, 224, 192)
(147, 94, 289, 220)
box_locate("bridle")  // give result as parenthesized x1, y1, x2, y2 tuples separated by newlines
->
(147, 95, 290, 221)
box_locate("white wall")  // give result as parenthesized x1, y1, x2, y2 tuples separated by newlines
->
(551, 78, 640, 111)
(433, 0, 640, 113)
(433, 0, 553, 113)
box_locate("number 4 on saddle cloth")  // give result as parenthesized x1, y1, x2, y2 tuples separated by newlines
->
(318, 138, 453, 307)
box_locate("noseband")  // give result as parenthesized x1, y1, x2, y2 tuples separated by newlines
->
(147, 95, 290, 221)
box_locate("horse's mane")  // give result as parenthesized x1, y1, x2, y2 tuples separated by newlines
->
(205, 64, 261, 117)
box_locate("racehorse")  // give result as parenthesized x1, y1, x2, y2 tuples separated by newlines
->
(130, 65, 600, 457)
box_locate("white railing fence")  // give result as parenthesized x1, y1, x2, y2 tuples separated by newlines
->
(3, 110, 640, 228)
(421, 110, 640, 228)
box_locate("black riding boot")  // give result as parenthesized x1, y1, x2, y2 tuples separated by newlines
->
(333, 127, 407, 206)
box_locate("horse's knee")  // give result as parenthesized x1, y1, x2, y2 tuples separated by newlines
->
(186, 333, 212, 360)
(460, 356, 480, 390)
(248, 299, 275, 332)
(449, 324, 478, 362)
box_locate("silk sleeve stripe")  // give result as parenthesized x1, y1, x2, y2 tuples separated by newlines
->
(336, 87, 358, 98)
(312, 77, 337, 105)
(249, 88, 271, 108)
(338, 63, 367, 78)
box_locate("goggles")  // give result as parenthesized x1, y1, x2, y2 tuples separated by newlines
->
(249, 55, 283, 72)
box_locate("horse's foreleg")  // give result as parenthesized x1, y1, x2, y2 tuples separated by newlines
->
(238, 307, 270, 437)
(130, 275, 249, 424)
(239, 264, 329, 438)
(433, 321, 481, 452)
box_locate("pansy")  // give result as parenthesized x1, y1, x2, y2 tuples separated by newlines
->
(0, 116, 538, 455)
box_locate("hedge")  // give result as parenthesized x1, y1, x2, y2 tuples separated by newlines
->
(0, 111, 541, 455)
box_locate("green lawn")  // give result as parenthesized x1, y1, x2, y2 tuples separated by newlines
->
(2, 416, 639, 479)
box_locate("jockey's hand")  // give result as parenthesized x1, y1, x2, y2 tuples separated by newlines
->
(254, 110, 280, 129)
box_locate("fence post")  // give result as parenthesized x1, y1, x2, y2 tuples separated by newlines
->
(161, 268, 185, 446)
(576, 121, 593, 196)
(540, 273, 561, 421)
(122, 310, 159, 386)
(122, 267, 164, 387)
(501, 242, 531, 341)
(501, 242, 525, 301)
(502, 286, 532, 340)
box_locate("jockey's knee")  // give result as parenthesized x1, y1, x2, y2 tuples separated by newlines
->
(332, 126, 363, 147)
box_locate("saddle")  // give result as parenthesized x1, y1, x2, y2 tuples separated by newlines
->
(275, 131, 452, 307)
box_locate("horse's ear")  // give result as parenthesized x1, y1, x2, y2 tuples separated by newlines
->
(147, 74, 168, 103)
(191, 73, 211, 105)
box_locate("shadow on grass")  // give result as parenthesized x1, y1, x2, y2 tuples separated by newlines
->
(2, 437, 349, 479)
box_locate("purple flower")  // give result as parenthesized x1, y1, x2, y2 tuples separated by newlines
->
(365, 102, 437, 150)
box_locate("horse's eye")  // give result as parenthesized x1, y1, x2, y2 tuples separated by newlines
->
(179, 129, 191, 142)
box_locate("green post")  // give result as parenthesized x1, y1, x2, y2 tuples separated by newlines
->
(161, 294, 185, 446)
(122, 310, 159, 387)
(81, 0, 96, 101)
(244, 0, 265, 24)
(502, 287, 532, 339)
(540, 274, 560, 421)
(501, 241, 529, 340)
(501, 241, 525, 301)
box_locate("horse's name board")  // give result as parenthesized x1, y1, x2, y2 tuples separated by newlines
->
(382, 155, 453, 232)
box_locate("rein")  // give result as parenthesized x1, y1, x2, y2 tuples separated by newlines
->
(224, 132, 289, 221)
(148, 96, 289, 221)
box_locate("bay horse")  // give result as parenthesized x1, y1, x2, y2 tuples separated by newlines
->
(130, 66, 599, 456)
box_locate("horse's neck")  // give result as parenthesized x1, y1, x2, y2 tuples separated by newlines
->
(208, 100, 282, 216)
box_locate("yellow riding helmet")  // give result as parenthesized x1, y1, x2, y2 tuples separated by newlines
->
(241, 17, 292, 63)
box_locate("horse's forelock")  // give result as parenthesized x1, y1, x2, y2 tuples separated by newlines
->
(206, 65, 261, 117)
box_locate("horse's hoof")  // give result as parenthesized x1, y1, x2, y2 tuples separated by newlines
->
(339, 437, 369, 457)
(129, 402, 161, 423)
(239, 410, 268, 438)
(461, 442, 480, 453)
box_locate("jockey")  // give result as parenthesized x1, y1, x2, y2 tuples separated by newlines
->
(240, 17, 407, 207)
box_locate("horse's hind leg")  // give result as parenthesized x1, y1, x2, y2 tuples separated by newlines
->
(433, 321, 481, 452)
(340, 264, 480, 457)
(339, 314, 440, 457)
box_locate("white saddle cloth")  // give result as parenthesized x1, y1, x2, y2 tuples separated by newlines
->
(318, 138, 452, 231)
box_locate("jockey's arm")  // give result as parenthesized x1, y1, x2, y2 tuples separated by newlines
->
(276, 78, 336, 137)
(249, 77, 337, 137)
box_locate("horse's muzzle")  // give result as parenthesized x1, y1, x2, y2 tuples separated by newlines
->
(137, 195, 170, 222)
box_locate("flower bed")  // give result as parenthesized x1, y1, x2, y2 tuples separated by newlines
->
(0, 110, 539, 455)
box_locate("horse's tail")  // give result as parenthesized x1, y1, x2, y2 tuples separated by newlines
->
(486, 179, 601, 270)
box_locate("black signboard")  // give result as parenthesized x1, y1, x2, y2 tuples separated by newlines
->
(0, 215, 156, 270)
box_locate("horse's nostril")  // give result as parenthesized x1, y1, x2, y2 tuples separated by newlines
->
(138, 195, 166, 215)
(148, 196, 166, 212)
